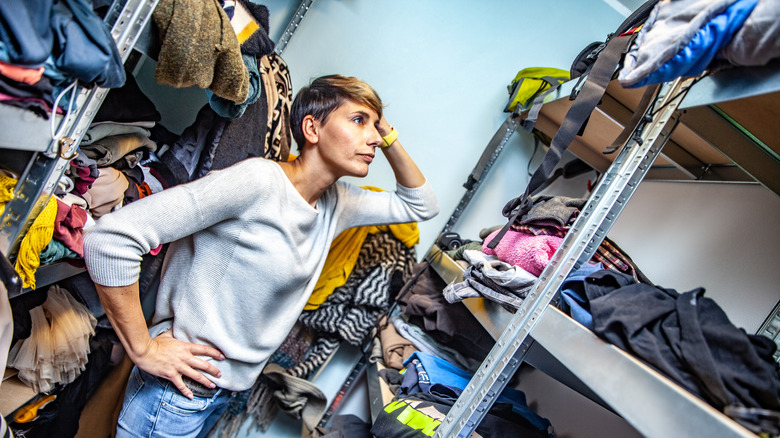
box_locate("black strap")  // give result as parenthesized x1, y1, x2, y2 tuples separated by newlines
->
(602, 83, 660, 155)
(487, 33, 634, 250)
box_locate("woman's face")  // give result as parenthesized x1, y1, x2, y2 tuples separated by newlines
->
(315, 100, 383, 178)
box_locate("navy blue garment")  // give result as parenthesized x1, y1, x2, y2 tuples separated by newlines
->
(50, 0, 125, 88)
(558, 262, 603, 329)
(584, 270, 780, 412)
(0, 0, 53, 66)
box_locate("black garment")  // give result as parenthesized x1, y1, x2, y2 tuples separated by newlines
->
(584, 270, 780, 412)
(9, 288, 48, 344)
(313, 414, 370, 438)
(398, 263, 494, 362)
(93, 66, 160, 124)
(235, 0, 275, 57)
(206, 83, 269, 174)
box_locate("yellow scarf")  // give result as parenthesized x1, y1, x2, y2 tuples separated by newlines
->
(1, 174, 59, 289)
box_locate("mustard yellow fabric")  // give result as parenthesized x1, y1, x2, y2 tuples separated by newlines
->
(305, 186, 419, 310)
(14, 195, 59, 290)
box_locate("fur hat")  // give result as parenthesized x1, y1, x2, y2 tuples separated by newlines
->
(152, 0, 249, 103)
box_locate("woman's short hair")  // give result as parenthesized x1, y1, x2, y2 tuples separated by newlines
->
(290, 74, 383, 152)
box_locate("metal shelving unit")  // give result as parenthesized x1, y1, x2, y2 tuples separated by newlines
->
(426, 64, 780, 437)
(0, 0, 159, 261)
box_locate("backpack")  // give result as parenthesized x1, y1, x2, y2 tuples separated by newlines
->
(503, 67, 570, 113)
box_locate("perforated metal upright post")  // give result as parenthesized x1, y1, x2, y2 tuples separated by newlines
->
(275, 0, 316, 55)
(433, 76, 696, 438)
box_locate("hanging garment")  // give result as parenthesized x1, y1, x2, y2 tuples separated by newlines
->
(50, 0, 126, 88)
(210, 323, 315, 437)
(167, 103, 229, 180)
(261, 54, 293, 161)
(307, 187, 419, 310)
(229, 0, 275, 56)
(0, 0, 53, 66)
(92, 66, 161, 124)
(152, 0, 248, 103)
(293, 232, 416, 377)
(206, 53, 262, 119)
(206, 0, 275, 118)
(14, 194, 58, 289)
(8, 330, 113, 438)
(7, 285, 97, 393)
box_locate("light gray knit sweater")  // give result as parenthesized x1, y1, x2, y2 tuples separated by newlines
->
(83, 157, 438, 390)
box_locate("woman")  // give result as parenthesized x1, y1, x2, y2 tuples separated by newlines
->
(83, 74, 439, 437)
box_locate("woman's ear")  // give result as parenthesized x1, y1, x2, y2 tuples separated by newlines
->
(302, 115, 319, 145)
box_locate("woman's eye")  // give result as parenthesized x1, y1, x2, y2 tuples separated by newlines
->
(352, 116, 364, 124)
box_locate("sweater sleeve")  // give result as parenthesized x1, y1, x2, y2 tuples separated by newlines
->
(333, 179, 439, 234)
(83, 159, 268, 287)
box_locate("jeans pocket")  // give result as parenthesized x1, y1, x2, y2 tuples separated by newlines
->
(161, 391, 210, 416)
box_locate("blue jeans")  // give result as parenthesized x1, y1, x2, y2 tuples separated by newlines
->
(116, 366, 232, 438)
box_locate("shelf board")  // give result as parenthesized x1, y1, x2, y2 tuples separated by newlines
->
(532, 306, 755, 438)
(424, 245, 756, 438)
(535, 72, 779, 196)
(0, 104, 60, 154)
(680, 58, 780, 109)
(11, 261, 86, 299)
(425, 246, 606, 405)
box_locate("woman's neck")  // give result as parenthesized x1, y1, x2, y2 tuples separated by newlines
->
(278, 157, 337, 208)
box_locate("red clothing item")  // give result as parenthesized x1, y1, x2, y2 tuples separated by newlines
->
(53, 199, 88, 257)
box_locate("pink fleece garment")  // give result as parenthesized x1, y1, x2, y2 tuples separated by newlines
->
(482, 229, 563, 276)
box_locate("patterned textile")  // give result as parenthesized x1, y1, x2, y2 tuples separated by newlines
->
(291, 232, 416, 378)
(261, 54, 292, 161)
